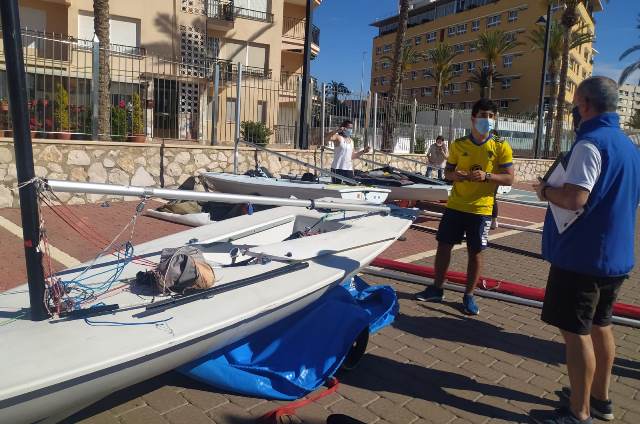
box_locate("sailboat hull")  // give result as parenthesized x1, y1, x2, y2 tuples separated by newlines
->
(0, 205, 413, 424)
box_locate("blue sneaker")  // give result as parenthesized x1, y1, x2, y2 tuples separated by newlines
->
(414, 286, 444, 302)
(462, 294, 479, 315)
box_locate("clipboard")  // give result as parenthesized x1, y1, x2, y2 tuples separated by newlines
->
(543, 154, 584, 234)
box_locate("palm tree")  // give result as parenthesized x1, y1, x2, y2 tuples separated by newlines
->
(553, 0, 606, 152)
(425, 43, 458, 113)
(528, 21, 594, 156)
(467, 68, 502, 99)
(382, 0, 410, 151)
(474, 30, 522, 99)
(381, 46, 424, 99)
(618, 14, 640, 84)
(94, 0, 110, 140)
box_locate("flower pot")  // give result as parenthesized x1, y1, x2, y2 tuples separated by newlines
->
(127, 134, 146, 143)
(55, 132, 72, 140)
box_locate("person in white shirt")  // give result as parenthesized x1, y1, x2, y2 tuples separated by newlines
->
(325, 120, 370, 184)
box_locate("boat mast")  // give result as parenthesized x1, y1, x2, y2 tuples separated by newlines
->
(0, 0, 49, 320)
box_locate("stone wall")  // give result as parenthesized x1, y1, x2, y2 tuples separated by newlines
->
(0, 139, 551, 207)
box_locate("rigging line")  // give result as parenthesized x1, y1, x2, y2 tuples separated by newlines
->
(84, 316, 174, 327)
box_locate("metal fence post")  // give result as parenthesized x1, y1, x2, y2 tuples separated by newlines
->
(233, 63, 242, 174)
(448, 109, 455, 143)
(210, 62, 220, 145)
(321, 82, 326, 170)
(411, 98, 417, 154)
(294, 75, 302, 148)
(91, 35, 99, 140)
(373, 92, 378, 163)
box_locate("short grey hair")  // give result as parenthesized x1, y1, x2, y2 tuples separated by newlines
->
(576, 76, 619, 113)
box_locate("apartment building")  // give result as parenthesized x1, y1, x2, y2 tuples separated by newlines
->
(4, 0, 321, 143)
(617, 84, 640, 129)
(370, 0, 601, 114)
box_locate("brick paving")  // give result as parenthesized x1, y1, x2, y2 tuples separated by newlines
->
(1, 191, 639, 424)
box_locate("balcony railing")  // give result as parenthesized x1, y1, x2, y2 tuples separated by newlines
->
(207, 1, 273, 23)
(216, 59, 272, 79)
(283, 16, 320, 47)
(207, 0, 235, 21)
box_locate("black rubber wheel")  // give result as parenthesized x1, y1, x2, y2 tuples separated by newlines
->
(340, 327, 369, 372)
(326, 413, 366, 424)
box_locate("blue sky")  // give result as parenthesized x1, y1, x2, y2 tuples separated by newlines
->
(311, 1, 640, 93)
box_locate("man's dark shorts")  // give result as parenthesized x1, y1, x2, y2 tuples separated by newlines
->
(331, 168, 355, 184)
(436, 208, 491, 252)
(542, 266, 626, 335)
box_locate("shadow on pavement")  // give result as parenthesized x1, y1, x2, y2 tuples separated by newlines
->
(342, 353, 552, 423)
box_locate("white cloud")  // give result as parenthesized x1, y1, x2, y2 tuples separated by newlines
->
(592, 62, 640, 85)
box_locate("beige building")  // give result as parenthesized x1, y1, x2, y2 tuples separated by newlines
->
(4, 0, 321, 143)
(617, 84, 640, 129)
(370, 0, 600, 114)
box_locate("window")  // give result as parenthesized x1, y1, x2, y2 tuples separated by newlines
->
(256, 101, 267, 123)
(404, 39, 413, 47)
(381, 77, 387, 86)
(376, 46, 382, 55)
(499, 100, 509, 109)
(422, 87, 433, 97)
(502, 78, 512, 89)
(505, 32, 517, 42)
(226, 98, 237, 122)
(472, 19, 480, 32)
(508, 10, 518, 22)
(424, 68, 432, 78)
(469, 42, 477, 53)
(457, 23, 467, 35)
(426, 31, 436, 43)
(411, 70, 418, 80)
(415, 36, 422, 45)
(454, 43, 465, 54)
(465, 81, 473, 92)
(382, 61, 391, 70)
(220, 40, 267, 69)
(453, 63, 463, 76)
(467, 61, 476, 72)
(383, 44, 392, 53)
(448, 26, 456, 37)
(482, 60, 489, 69)
(452, 83, 460, 94)
(413, 89, 420, 98)
(78, 12, 140, 51)
(503, 55, 513, 68)
(487, 14, 501, 28)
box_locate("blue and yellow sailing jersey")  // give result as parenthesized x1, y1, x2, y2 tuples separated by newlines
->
(445, 134, 513, 216)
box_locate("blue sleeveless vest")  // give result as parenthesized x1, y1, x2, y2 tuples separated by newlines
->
(542, 113, 640, 277)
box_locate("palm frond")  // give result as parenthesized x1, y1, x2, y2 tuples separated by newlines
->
(619, 45, 640, 61)
(619, 62, 640, 86)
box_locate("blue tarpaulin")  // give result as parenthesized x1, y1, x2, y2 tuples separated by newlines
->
(179, 276, 398, 400)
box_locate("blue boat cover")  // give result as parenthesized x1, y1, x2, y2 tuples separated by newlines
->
(179, 276, 398, 400)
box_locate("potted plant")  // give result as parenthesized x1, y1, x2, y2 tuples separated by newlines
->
(127, 93, 145, 143)
(53, 83, 71, 139)
(111, 103, 127, 142)
(240, 121, 273, 146)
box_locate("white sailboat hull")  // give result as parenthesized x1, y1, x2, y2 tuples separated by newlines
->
(203, 173, 390, 204)
(0, 206, 413, 424)
(386, 184, 452, 202)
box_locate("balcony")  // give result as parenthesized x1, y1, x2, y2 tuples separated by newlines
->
(284, 0, 322, 7)
(282, 17, 320, 56)
(206, 1, 274, 28)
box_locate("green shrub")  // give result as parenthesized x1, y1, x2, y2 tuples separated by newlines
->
(241, 121, 273, 145)
(131, 92, 144, 135)
(54, 83, 70, 131)
(111, 106, 127, 141)
(352, 135, 362, 149)
(414, 137, 426, 154)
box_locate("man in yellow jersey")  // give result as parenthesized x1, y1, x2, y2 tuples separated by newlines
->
(415, 99, 514, 315)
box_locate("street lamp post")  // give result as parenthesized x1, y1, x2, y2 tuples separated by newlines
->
(534, 5, 552, 159)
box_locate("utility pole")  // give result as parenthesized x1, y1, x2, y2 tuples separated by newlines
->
(298, 0, 313, 149)
(534, 5, 552, 159)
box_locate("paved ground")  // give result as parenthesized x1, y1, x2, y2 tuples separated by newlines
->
(1, 184, 639, 424)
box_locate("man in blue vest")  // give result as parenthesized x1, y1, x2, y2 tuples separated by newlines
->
(532, 77, 640, 424)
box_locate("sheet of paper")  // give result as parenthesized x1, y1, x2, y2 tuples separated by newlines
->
(546, 163, 584, 234)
